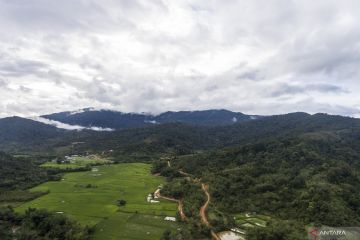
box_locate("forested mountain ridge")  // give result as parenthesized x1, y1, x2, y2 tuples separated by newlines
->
(41, 108, 257, 129)
(1, 112, 359, 156)
(0, 117, 69, 153)
(0, 117, 64, 141)
(70, 112, 360, 157)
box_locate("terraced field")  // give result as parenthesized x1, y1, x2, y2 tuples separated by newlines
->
(234, 213, 270, 228)
(16, 163, 178, 240)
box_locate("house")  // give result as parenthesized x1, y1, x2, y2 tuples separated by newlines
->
(147, 194, 152, 202)
(164, 217, 176, 222)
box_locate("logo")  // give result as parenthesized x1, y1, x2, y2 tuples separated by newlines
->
(308, 227, 319, 240)
(307, 226, 360, 240)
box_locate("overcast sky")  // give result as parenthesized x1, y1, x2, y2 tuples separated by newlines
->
(0, 0, 359, 118)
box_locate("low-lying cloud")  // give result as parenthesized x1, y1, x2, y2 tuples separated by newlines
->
(29, 116, 114, 131)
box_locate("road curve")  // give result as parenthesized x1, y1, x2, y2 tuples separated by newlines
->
(154, 189, 187, 221)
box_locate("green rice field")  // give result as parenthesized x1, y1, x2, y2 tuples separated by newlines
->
(16, 163, 178, 240)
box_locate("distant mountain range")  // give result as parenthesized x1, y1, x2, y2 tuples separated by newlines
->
(41, 108, 260, 130)
(0, 108, 259, 152)
(1, 108, 359, 153)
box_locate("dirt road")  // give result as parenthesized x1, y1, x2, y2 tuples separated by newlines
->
(154, 189, 187, 221)
(200, 183, 210, 226)
(166, 160, 219, 239)
(200, 183, 221, 240)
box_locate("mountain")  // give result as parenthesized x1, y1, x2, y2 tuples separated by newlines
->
(2, 111, 359, 155)
(154, 109, 254, 125)
(0, 117, 66, 141)
(41, 108, 257, 129)
(0, 117, 68, 152)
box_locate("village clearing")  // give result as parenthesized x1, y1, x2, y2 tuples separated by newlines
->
(40, 155, 112, 169)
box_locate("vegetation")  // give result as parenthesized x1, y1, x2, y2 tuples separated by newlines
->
(162, 179, 205, 219)
(117, 199, 127, 206)
(0, 152, 50, 190)
(0, 207, 91, 240)
(246, 219, 305, 240)
(172, 135, 360, 227)
(160, 130, 360, 238)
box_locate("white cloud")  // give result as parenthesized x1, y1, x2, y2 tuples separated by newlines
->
(28, 116, 114, 131)
(0, 0, 359, 117)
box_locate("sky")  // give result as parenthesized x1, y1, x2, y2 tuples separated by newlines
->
(0, 0, 360, 118)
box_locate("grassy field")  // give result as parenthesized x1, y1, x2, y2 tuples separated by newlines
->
(16, 163, 178, 239)
(94, 212, 179, 240)
(40, 155, 112, 169)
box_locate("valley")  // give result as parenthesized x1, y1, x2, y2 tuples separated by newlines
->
(2, 1, 360, 238)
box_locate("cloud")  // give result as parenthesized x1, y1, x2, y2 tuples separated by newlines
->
(29, 116, 114, 131)
(0, 57, 48, 77)
(0, 0, 359, 117)
(270, 83, 347, 97)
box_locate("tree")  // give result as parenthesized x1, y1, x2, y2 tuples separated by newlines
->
(117, 199, 126, 206)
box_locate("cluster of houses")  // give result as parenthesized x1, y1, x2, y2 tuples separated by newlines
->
(53, 152, 92, 164)
(53, 154, 81, 164)
(146, 193, 159, 203)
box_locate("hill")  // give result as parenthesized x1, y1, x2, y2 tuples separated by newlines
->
(159, 114, 360, 238)
(0, 117, 70, 152)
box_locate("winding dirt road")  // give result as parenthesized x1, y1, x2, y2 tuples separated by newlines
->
(154, 189, 187, 221)
(200, 183, 221, 240)
(200, 183, 210, 226)
(165, 160, 220, 239)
